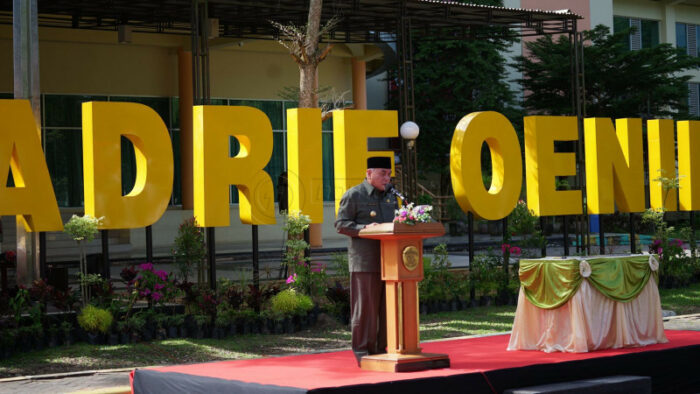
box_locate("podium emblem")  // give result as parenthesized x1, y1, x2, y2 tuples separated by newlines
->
(402, 246, 419, 271)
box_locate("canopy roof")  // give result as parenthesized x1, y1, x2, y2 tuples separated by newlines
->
(0, 0, 580, 42)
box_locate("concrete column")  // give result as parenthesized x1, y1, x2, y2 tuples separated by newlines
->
(178, 48, 194, 210)
(663, 4, 677, 46)
(351, 58, 367, 110)
(13, 0, 41, 285)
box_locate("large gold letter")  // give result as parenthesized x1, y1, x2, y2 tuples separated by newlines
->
(451, 111, 522, 220)
(287, 108, 323, 223)
(193, 106, 275, 226)
(0, 100, 62, 231)
(647, 119, 677, 212)
(678, 120, 700, 211)
(83, 102, 174, 229)
(332, 110, 397, 213)
(584, 118, 644, 214)
(524, 116, 582, 216)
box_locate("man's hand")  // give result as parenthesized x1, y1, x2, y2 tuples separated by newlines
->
(364, 222, 380, 228)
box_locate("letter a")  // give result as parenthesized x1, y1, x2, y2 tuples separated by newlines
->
(0, 100, 62, 231)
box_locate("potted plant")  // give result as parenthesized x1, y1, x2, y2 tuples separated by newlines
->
(77, 304, 113, 345)
(63, 214, 103, 306)
(60, 320, 74, 346)
(192, 314, 211, 339)
(126, 313, 146, 343)
(167, 314, 185, 338)
(270, 288, 313, 334)
(172, 218, 207, 285)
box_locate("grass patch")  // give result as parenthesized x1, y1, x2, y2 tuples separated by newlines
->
(0, 284, 697, 378)
(659, 282, 700, 315)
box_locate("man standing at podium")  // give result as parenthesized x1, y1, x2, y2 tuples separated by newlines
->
(335, 156, 398, 365)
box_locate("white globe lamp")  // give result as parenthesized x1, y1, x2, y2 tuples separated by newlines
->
(400, 121, 420, 140)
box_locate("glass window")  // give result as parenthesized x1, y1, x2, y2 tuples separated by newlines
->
(121, 136, 137, 196)
(171, 97, 180, 130)
(170, 128, 182, 205)
(613, 16, 631, 49)
(677, 23, 688, 51)
(44, 129, 83, 207)
(641, 19, 659, 48)
(44, 94, 107, 128)
(322, 132, 335, 201)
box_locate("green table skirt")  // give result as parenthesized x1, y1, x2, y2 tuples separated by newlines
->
(519, 255, 659, 309)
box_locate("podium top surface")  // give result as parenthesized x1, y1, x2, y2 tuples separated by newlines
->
(358, 222, 445, 240)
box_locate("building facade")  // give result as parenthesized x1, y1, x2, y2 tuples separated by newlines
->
(506, 0, 700, 115)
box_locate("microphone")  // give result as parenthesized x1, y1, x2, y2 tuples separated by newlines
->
(386, 183, 409, 203)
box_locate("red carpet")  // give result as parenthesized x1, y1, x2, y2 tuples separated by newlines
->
(131, 330, 700, 393)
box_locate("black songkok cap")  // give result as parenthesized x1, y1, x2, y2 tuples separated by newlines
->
(367, 156, 392, 169)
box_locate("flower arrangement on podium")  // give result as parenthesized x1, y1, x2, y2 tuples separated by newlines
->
(393, 203, 434, 225)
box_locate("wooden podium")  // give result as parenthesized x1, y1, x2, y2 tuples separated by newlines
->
(357, 222, 450, 372)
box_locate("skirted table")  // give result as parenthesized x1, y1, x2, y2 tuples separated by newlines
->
(508, 254, 668, 353)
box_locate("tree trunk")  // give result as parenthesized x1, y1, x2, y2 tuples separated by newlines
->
(299, 64, 318, 108)
(299, 0, 322, 109)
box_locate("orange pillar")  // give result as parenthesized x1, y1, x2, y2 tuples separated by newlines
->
(178, 48, 194, 210)
(351, 58, 367, 110)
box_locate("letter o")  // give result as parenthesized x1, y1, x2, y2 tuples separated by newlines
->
(450, 111, 522, 220)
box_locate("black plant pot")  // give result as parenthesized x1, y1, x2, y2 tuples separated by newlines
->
(227, 323, 237, 337)
(284, 318, 295, 334)
(62, 332, 74, 346)
(47, 334, 59, 348)
(168, 326, 178, 339)
(179, 326, 188, 338)
(33, 336, 46, 351)
(155, 328, 167, 341)
(119, 332, 130, 345)
(130, 331, 141, 344)
(273, 320, 284, 334)
(419, 303, 428, 315)
(108, 333, 119, 346)
(450, 299, 459, 311)
(86, 332, 101, 345)
(141, 328, 154, 342)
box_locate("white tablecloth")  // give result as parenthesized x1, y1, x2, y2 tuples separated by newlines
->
(508, 276, 668, 353)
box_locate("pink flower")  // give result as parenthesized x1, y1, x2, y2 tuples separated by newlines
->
(501, 243, 510, 253)
(286, 273, 297, 284)
(140, 288, 151, 297)
(154, 283, 165, 290)
(155, 270, 168, 281)
(510, 246, 521, 255)
(151, 292, 162, 301)
(400, 211, 407, 217)
(139, 262, 153, 271)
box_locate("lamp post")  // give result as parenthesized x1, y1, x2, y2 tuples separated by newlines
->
(400, 121, 419, 202)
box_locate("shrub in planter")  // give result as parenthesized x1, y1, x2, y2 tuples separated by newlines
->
(271, 289, 313, 318)
(60, 320, 74, 346)
(78, 305, 113, 344)
(153, 313, 169, 340)
(325, 281, 350, 324)
(126, 314, 146, 343)
(166, 314, 185, 338)
(0, 328, 17, 358)
(192, 314, 211, 338)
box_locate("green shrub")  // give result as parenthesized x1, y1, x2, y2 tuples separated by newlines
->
(172, 217, 207, 283)
(270, 289, 313, 317)
(77, 305, 113, 334)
